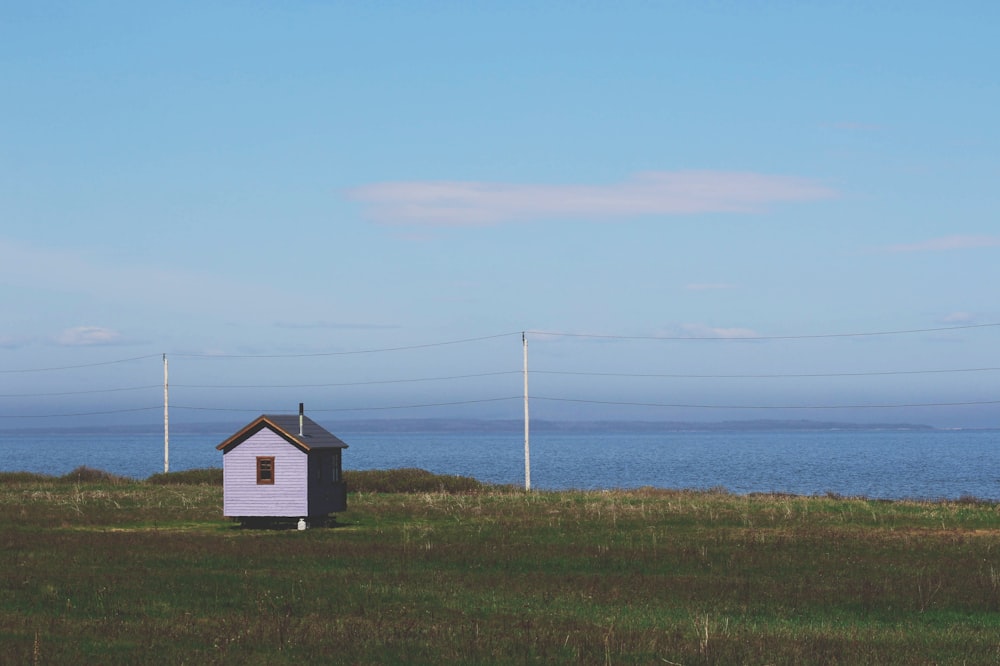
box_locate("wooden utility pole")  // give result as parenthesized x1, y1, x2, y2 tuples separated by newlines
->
(163, 353, 169, 474)
(523, 332, 530, 491)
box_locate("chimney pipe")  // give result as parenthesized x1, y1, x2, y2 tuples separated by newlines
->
(299, 402, 304, 437)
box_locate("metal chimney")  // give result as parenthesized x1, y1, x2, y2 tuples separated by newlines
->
(299, 402, 304, 437)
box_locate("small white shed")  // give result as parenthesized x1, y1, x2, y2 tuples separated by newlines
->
(216, 407, 348, 525)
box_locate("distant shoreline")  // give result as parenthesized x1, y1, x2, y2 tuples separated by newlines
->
(0, 418, 949, 436)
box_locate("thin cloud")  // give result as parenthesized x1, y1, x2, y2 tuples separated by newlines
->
(886, 235, 1000, 253)
(348, 171, 836, 227)
(274, 320, 400, 330)
(941, 312, 975, 324)
(0, 335, 28, 349)
(54, 326, 124, 346)
(529, 325, 763, 341)
(680, 323, 760, 339)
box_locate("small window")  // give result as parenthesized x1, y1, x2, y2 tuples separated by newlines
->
(257, 456, 275, 485)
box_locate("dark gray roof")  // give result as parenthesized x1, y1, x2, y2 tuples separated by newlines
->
(217, 414, 349, 453)
(263, 414, 349, 449)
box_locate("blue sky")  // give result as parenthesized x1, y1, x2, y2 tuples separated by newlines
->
(1, 1, 998, 428)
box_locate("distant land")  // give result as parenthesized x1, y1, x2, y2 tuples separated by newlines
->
(1, 418, 941, 435)
(325, 419, 939, 433)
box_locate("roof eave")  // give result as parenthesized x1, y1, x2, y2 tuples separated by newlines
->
(216, 416, 312, 454)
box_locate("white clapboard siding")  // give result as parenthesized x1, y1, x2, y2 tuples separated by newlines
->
(222, 429, 308, 517)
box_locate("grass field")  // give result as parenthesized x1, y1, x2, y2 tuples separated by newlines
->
(2, 467, 1000, 664)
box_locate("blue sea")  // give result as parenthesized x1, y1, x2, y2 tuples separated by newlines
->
(2, 428, 999, 501)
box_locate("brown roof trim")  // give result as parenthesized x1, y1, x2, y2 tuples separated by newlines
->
(216, 416, 310, 454)
(216, 414, 348, 454)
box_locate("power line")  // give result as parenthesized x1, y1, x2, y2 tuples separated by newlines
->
(2, 322, 994, 371)
(174, 371, 520, 389)
(0, 385, 161, 398)
(173, 396, 521, 413)
(528, 322, 1000, 341)
(532, 366, 1000, 379)
(0, 406, 161, 418)
(534, 396, 1000, 410)
(0, 354, 161, 374)
(171, 332, 522, 359)
(315, 396, 522, 411)
(1, 324, 996, 420)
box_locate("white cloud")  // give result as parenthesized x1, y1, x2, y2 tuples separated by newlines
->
(348, 171, 836, 226)
(273, 320, 399, 330)
(679, 323, 760, 339)
(886, 235, 1000, 253)
(54, 326, 124, 346)
(527, 325, 762, 342)
(941, 312, 975, 324)
(0, 335, 27, 349)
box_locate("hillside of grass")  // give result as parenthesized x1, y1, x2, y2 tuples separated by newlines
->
(2, 469, 999, 663)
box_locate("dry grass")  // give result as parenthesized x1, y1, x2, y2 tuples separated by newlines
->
(2, 471, 1000, 663)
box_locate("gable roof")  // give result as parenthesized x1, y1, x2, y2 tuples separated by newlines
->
(216, 414, 349, 454)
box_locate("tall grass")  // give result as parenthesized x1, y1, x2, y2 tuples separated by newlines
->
(145, 468, 223, 485)
(344, 467, 511, 493)
(2, 471, 1000, 663)
(0, 466, 489, 493)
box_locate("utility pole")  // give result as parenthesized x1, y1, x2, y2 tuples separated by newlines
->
(163, 353, 169, 474)
(523, 332, 530, 491)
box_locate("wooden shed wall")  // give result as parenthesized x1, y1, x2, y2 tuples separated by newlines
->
(222, 429, 307, 517)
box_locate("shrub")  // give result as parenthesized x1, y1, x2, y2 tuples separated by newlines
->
(146, 468, 223, 485)
(0, 471, 54, 484)
(954, 494, 992, 506)
(58, 466, 131, 484)
(345, 468, 489, 494)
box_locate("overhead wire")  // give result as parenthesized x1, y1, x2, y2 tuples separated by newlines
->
(534, 396, 1000, 410)
(173, 396, 521, 413)
(528, 322, 1000, 341)
(0, 385, 161, 398)
(532, 366, 1000, 379)
(1, 323, 996, 371)
(0, 354, 161, 374)
(170, 331, 522, 359)
(0, 406, 162, 418)
(2, 363, 993, 398)
(174, 371, 520, 389)
(0, 325, 997, 417)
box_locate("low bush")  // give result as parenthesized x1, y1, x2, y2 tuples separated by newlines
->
(0, 471, 53, 484)
(2, 466, 484, 492)
(58, 466, 131, 485)
(345, 467, 494, 494)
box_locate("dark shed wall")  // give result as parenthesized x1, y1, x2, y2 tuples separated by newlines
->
(308, 449, 347, 515)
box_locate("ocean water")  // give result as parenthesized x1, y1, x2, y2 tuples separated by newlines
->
(2, 429, 999, 501)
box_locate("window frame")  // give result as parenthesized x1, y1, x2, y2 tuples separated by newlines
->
(256, 456, 275, 485)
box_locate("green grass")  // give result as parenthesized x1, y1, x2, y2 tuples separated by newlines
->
(2, 469, 1000, 663)
(146, 468, 223, 485)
